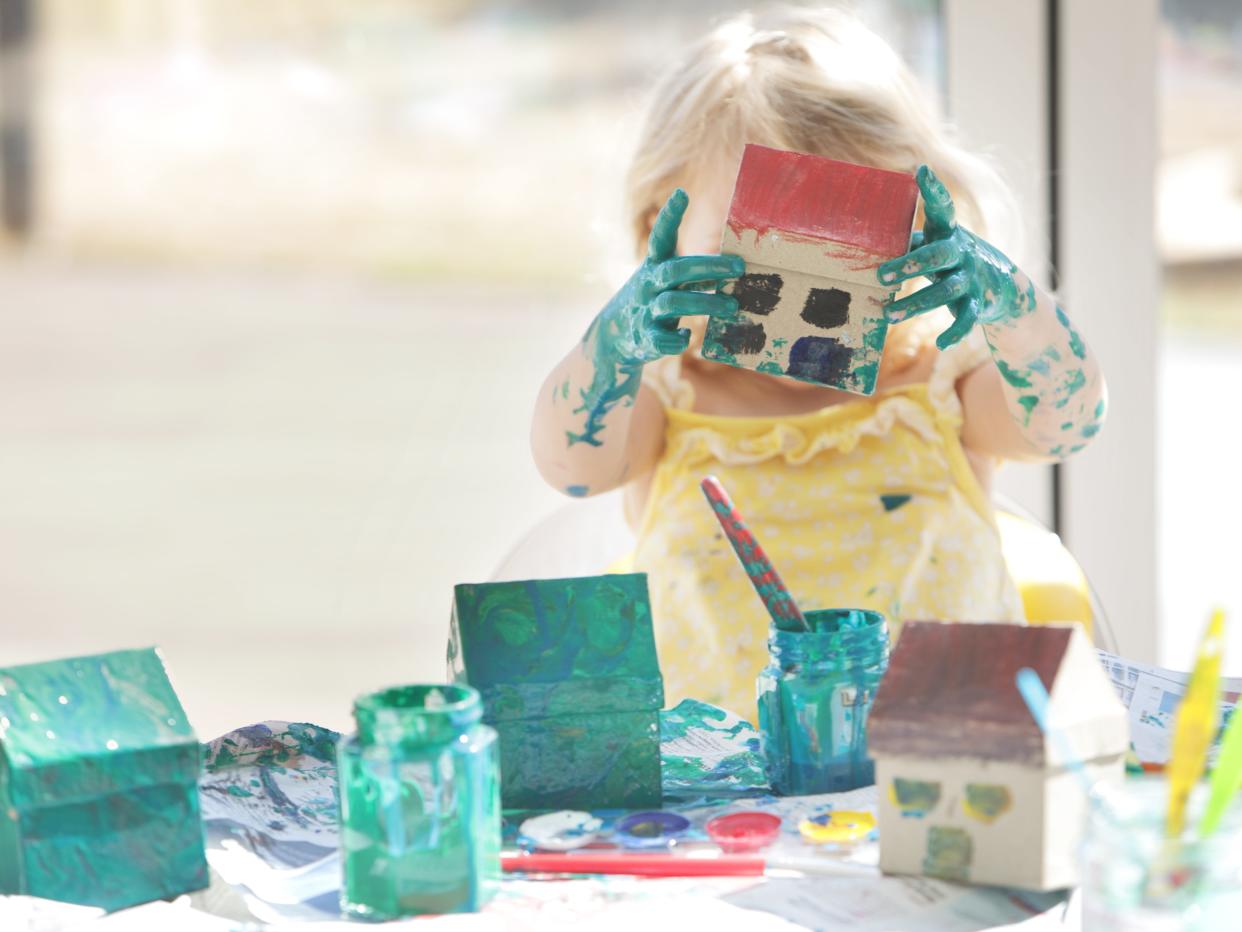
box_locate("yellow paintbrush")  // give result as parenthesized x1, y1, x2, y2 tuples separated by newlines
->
(1165, 608, 1226, 839)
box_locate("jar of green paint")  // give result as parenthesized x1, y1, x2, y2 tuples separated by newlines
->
(337, 684, 500, 921)
(757, 608, 889, 795)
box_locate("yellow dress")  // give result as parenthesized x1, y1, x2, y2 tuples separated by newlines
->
(629, 333, 1025, 721)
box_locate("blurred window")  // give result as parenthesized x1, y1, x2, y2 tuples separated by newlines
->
(1157, 0, 1242, 664)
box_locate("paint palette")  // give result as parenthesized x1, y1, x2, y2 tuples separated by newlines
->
(518, 811, 603, 852)
(798, 810, 877, 845)
(615, 811, 690, 849)
(702, 145, 919, 395)
(706, 811, 782, 853)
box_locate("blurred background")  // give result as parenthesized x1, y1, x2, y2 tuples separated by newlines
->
(0, 0, 1238, 737)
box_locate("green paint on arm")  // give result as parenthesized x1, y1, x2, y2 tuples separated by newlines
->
(996, 359, 1032, 389)
(1017, 394, 1039, 426)
(1056, 306, 1088, 359)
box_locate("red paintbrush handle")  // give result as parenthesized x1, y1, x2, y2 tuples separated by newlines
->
(502, 853, 765, 877)
(700, 476, 808, 630)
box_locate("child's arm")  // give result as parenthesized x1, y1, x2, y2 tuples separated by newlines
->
(531, 189, 743, 497)
(877, 166, 1105, 461)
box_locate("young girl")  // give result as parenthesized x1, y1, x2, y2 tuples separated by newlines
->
(530, 8, 1105, 718)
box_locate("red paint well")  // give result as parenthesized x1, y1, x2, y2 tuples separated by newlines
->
(727, 144, 918, 259)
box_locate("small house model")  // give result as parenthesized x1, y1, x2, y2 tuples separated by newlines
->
(702, 144, 918, 395)
(449, 573, 663, 810)
(868, 622, 1128, 891)
(0, 648, 208, 911)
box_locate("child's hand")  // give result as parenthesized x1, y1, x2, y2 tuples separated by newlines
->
(593, 188, 743, 366)
(877, 166, 1033, 351)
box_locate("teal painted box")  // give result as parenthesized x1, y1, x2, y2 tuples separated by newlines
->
(0, 649, 208, 911)
(448, 574, 664, 810)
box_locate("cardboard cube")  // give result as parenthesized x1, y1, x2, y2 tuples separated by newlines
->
(0, 649, 208, 911)
(448, 574, 663, 810)
(868, 622, 1128, 891)
(702, 144, 919, 394)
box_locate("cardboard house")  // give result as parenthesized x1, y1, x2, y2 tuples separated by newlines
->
(449, 573, 664, 810)
(0, 648, 208, 911)
(868, 622, 1128, 891)
(702, 144, 918, 395)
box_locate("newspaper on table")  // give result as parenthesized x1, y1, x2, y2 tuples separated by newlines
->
(1096, 649, 1242, 770)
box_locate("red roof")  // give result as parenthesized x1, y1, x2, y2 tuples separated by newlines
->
(727, 144, 918, 258)
(868, 622, 1074, 766)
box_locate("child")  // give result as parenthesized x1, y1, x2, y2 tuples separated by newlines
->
(529, 8, 1105, 717)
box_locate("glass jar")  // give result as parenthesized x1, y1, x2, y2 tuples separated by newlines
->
(1082, 777, 1242, 930)
(757, 608, 889, 795)
(337, 684, 500, 920)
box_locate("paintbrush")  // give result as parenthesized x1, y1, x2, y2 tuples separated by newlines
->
(502, 852, 872, 878)
(1165, 608, 1225, 839)
(1199, 692, 1242, 838)
(1015, 667, 1096, 796)
(700, 476, 809, 632)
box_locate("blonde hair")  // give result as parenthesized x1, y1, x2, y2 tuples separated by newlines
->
(623, 6, 1019, 364)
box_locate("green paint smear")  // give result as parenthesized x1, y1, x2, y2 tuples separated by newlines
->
(1056, 306, 1088, 359)
(880, 494, 912, 512)
(225, 785, 254, 797)
(450, 575, 663, 810)
(1018, 394, 1039, 426)
(996, 358, 1032, 389)
(757, 361, 784, 375)
(565, 484, 589, 498)
(1082, 423, 1100, 438)
(1055, 368, 1086, 409)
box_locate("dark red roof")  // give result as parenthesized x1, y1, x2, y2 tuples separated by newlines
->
(868, 622, 1074, 765)
(726, 144, 918, 258)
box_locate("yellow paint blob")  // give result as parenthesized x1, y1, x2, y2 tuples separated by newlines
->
(798, 809, 876, 844)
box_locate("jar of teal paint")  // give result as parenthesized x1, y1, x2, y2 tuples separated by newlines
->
(757, 609, 889, 795)
(337, 684, 500, 921)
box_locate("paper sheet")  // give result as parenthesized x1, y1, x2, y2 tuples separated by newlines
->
(1096, 649, 1242, 769)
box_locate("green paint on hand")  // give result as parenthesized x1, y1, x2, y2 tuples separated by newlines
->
(568, 189, 741, 447)
(1082, 423, 1100, 438)
(566, 485, 589, 498)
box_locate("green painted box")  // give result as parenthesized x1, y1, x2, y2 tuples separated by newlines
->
(448, 574, 664, 810)
(0, 649, 208, 911)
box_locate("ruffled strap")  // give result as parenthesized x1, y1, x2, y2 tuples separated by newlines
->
(643, 355, 696, 411)
(666, 394, 943, 468)
(927, 328, 991, 428)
